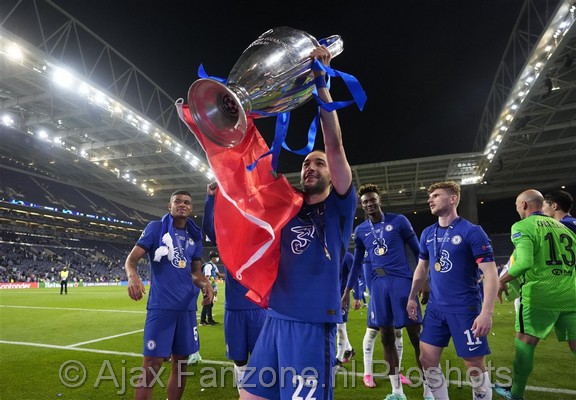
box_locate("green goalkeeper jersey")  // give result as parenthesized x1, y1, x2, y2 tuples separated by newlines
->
(509, 212, 576, 311)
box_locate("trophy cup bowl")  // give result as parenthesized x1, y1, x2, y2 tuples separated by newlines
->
(188, 26, 343, 147)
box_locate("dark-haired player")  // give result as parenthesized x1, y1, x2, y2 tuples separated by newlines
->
(125, 189, 213, 400)
(343, 183, 429, 400)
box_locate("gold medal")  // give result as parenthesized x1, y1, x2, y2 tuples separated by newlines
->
(434, 262, 441, 271)
(376, 247, 385, 256)
(178, 259, 187, 268)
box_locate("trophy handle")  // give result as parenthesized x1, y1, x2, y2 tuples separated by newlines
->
(322, 35, 344, 58)
(270, 35, 344, 81)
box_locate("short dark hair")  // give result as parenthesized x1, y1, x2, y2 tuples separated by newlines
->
(209, 251, 219, 258)
(170, 189, 192, 199)
(544, 190, 573, 213)
(357, 183, 380, 198)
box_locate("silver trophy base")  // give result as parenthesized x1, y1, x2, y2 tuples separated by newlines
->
(188, 79, 247, 148)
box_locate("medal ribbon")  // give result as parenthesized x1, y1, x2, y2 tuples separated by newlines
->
(175, 228, 189, 264)
(368, 213, 385, 251)
(433, 217, 461, 264)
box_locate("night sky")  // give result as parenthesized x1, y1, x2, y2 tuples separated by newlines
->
(35, 1, 575, 235)
(51, 0, 527, 173)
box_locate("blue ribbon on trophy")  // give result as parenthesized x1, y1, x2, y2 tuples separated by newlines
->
(190, 26, 367, 173)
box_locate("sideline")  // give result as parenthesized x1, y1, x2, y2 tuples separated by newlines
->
(0, 304, 145, 313)
(0, 340, 574, 395)
(0, 340, 232, 366)
(68, 329, 145, 347)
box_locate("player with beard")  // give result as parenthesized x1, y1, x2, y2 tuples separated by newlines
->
(239, 45, 356, 400)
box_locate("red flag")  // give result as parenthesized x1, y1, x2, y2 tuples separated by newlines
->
(177, 101, 303, 307)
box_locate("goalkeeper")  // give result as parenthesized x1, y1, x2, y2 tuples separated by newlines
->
(496, 189, 576, 400)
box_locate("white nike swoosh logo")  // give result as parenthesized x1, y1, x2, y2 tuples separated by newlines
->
(426, 238, 435, 243)
(468, 346, 480, 351)
(365, 232, 372, 236)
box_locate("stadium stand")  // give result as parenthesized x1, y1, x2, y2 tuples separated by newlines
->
(0, 161, 159, 223)
(0, 161, 219, 284)
(0, 164, 161, 284)
(0, 149, 516, 285)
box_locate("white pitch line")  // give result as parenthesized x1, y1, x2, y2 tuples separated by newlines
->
(524, 385, 576, 395)
(336, 370, 576, 395)
(447, 380, 576, 395)
(0, 339, 142, 358)
(68, 329, 144, 347)
(0, 340, 573, 396)
(0, 304, 145, 313)
(363, 371, 576, 395)
(0, 340, 233, 367)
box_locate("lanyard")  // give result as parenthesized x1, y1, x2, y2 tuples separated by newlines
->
(368, 214, 386, 248)
(433, 217, 461, 268)
(175, 228, 189, 267)
(368, 213, 385, 254)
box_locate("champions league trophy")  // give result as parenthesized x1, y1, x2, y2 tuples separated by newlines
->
(187, 26, 343, 147)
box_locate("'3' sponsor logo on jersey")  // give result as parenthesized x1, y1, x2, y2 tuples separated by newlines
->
(290, 225, 315, 254)
(436, 250, 453, 273)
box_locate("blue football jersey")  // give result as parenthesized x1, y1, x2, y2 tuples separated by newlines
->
(224, 267, 262, 310)
(560, 215, 576, 234)
(418, 217, 494, 314)
(268, 186, 356, 323)
(137, 219, 203, 311)
(353, 213, 419, 280)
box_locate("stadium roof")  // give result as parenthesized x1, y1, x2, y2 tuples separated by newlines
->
(1, 0, 575, 219)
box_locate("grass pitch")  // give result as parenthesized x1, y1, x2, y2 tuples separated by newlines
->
(0, 285, 574, 399)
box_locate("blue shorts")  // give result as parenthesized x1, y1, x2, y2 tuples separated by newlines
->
(368, 275, 422, 328)
(225, 308, 267, 361)
(242, 316, 336, 400)
(420, 308, 491, 358)
(143, 309, 199, 358)
(342, 308, 349, 323)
